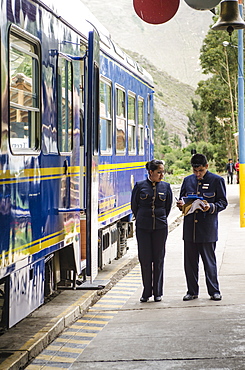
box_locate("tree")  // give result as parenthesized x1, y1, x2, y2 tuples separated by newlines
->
(153, 108, 169, 159)
(187, 99, 209, 143)
(196, 23, 238, 160)
(171, 133, 182, 149)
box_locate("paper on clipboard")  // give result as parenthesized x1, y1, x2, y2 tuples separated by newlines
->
(182, 198, 207, 216)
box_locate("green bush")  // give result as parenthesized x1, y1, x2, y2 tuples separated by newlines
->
(164, 173, 186, 184)
(164, 152, 176, 172)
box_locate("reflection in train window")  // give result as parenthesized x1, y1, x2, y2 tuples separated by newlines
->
(128, 93, 136, 155)
(100, 78, 112, 154)
(57, 57, 73, 153)
(116, 86, 126, 154)
(138, 97, 144, 155)
(9, 28, 40, 153)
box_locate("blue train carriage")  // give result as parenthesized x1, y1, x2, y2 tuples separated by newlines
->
(0, 0, 95, 328)
(97, 36, 154, 269)
(0, 0, 154, 329)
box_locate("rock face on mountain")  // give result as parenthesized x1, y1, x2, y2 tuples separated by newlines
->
(81, 0, 214, 145)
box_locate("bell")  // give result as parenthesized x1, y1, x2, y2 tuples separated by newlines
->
(212, 0, 245, 34)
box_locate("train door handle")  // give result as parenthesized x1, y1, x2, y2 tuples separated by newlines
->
(64, 160, 68, 175)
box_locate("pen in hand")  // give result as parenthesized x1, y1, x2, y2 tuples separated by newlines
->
(175, 197, 184, 209)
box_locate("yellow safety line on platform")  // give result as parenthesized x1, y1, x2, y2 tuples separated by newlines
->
(27, 366, 62, 370)
(240, 163, 245, 227)
(25, 266, 142, 369)
(48, 345, 82, 353)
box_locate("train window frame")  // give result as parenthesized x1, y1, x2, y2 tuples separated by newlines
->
(138, 97, 144, 155)
(115, 85, 126, 155)
(57, 54, 74, 154)
(8, 26, 41, 155)
(99, 77, 113, 155)
(127, 92, 136, 156)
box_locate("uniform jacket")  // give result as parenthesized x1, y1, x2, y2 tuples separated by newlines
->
(226, 162, 236, 174)
(179, 171, 228, 243)
(131, 178, 172, 230)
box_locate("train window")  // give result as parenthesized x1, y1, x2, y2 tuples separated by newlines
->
(126, 56, 135, 68)
(138, 97, 144, 155)
(136, 63, 144, 74)
(99, 33, 112, 50)
(128, 93, 136, 155)
(100, 78, 112, 154)
(112, 43, 125, 60)
(147, 94, 151, 121)
(116, 87, 126, 154)
(9, 29, 40, 153)
(57, 57, 73, 153)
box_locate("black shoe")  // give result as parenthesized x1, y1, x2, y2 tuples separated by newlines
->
(183, 294, 198, 301)
(154, 296, 162, 302)
(210, 293, 222, 301)
(140, 297, 149, 302)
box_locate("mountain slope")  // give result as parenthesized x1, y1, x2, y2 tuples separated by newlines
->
(80, 0, 214, 145)
(81, 0, 214, 88)
(127, 50, 196, 145)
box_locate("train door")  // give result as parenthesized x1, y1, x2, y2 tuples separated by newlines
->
(79, 44, 87, 272)
(57, 54, 73, 214)
(85, 30, 100, 282)
(147, 93, 154, 160)
(146, 93, 152, 161)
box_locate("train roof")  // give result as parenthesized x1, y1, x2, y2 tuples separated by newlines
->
(37, 0, 154, 87)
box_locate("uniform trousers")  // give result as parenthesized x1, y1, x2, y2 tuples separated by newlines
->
(184, 241, 220, 296)
(227, 172, 233, 184)
(136, 227, 167, 298)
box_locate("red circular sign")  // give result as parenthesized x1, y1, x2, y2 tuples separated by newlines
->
(133, 0, 180, 25)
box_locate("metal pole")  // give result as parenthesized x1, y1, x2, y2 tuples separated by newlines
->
(238, 0, 245, 227)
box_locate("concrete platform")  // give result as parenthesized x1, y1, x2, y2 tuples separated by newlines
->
(1, 184, 245, 370)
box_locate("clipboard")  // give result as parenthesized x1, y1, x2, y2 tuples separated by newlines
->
(182, 195, 204, 204)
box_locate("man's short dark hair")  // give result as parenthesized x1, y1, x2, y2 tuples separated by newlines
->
(191, 153, 207, 168)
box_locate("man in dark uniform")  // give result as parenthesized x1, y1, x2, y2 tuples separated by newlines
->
(226, 159, 236, 184)
(177, 154, 228, 301)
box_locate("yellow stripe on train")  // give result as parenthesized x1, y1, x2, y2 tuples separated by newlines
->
(0, 229, 80, 266)
(0, 162, 144, 183)
(98, 161, 146, 172)
(0, 166, 80, 184)
(98, 203, 131, 222)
